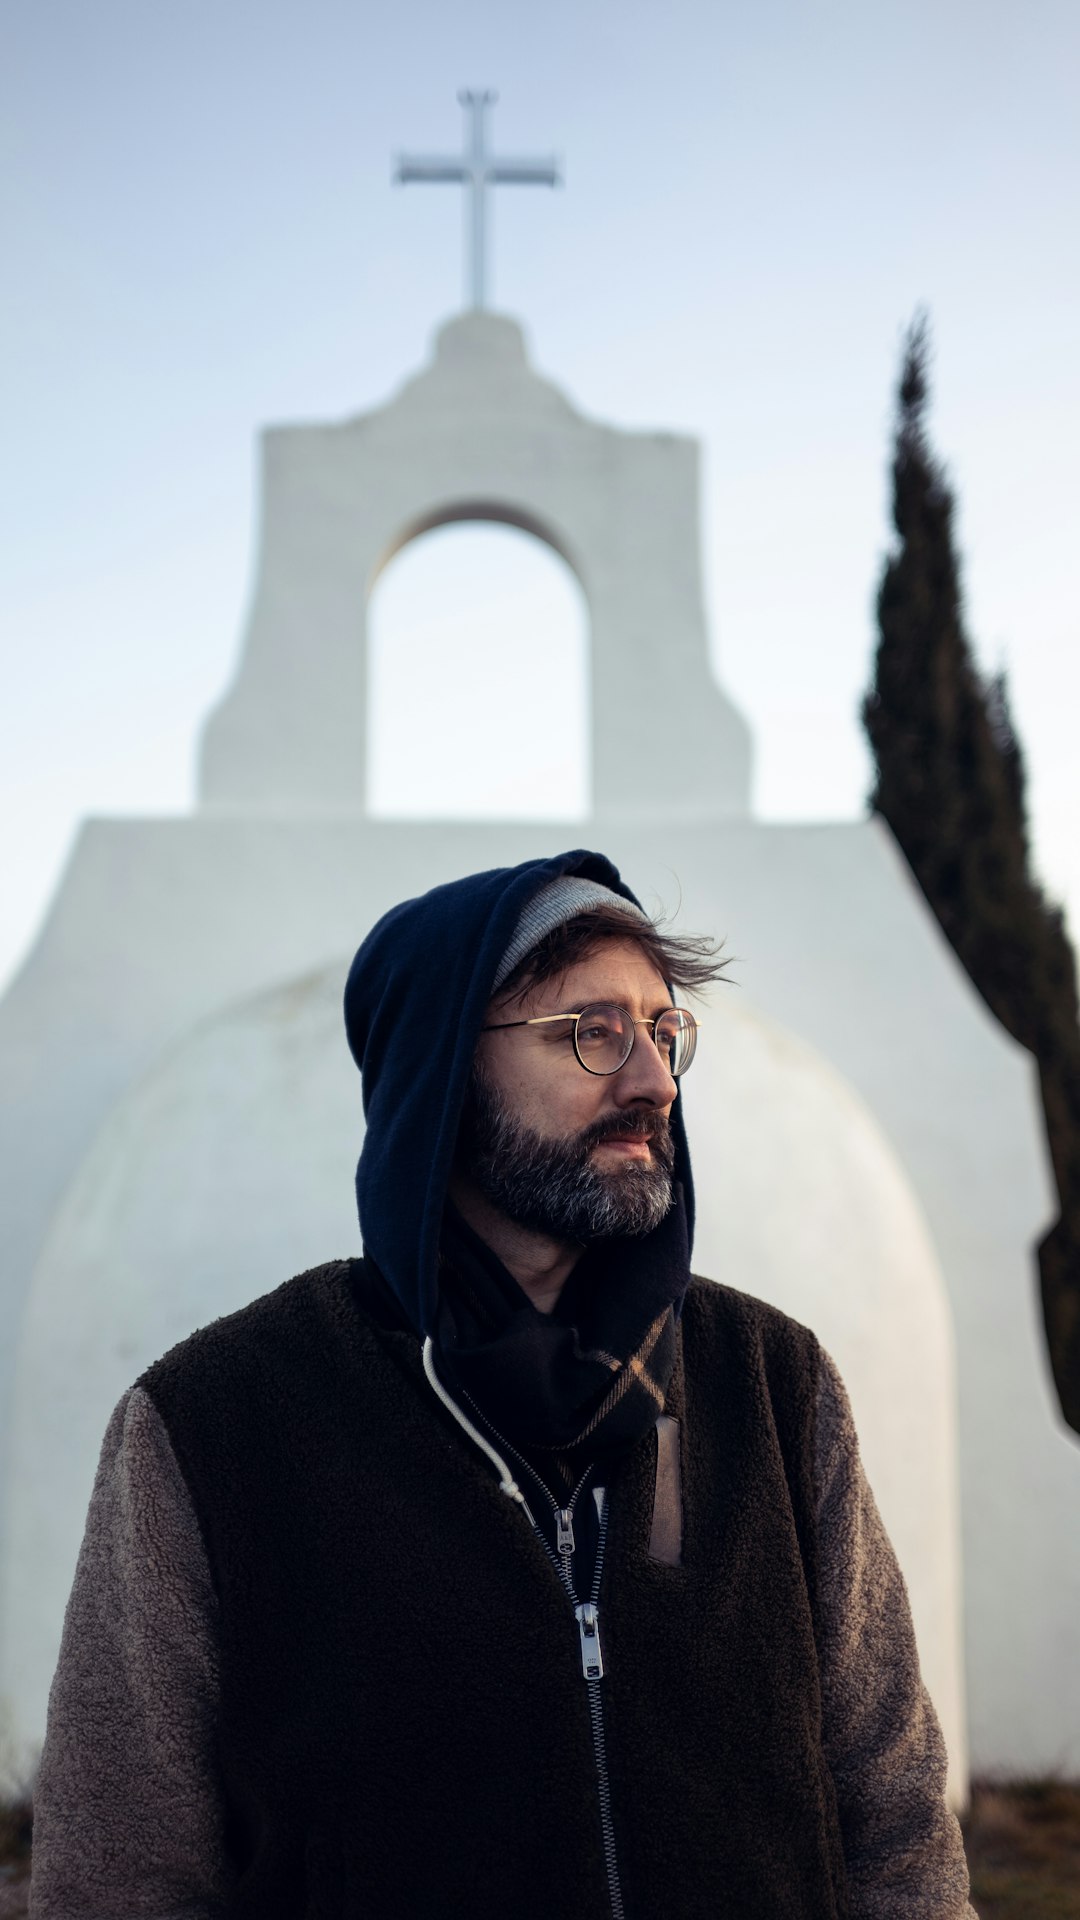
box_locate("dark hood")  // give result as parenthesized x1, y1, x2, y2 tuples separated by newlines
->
(343, 848, 695, 1335)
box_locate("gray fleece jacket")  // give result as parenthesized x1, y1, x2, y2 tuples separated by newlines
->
(29, 1347, 974, 1919)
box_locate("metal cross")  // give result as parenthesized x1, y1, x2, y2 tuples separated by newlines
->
(394, 90, 560, 311)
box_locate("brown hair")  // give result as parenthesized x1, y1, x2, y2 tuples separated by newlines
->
(496, 903, 732, 1007)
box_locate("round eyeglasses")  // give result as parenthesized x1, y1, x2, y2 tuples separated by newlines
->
(481, 1002, 699, 1078)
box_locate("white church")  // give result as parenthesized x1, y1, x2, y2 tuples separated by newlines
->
(1, 97, 1077, 1801)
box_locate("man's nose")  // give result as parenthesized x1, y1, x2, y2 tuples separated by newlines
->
(613, 1025, 678, 1106)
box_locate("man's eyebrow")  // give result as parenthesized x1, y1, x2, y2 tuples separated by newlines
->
(536, 1000, 677, 1020)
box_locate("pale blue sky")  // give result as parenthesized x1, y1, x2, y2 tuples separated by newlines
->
(2, 0, 1078, 992)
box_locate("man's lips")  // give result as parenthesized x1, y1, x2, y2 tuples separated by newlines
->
(592, 1136, 652, 1158)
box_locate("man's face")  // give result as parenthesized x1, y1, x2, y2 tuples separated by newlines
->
(458, 938, 680, 1243)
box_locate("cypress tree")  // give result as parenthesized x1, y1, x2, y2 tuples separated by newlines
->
(863, 315, 1080, 1433)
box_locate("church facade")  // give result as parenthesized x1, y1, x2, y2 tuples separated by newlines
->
(0, 307, 1073, 1791)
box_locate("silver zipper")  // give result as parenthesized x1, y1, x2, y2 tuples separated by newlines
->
(506, 1480, 625, 1920)
(575, 1601, 603, 1678)
(457, 1384, 591, 1584)
(449, 1374, 622, 1912)
(454, 1382, 626, 1920)
(582, 1488, 625, 1920)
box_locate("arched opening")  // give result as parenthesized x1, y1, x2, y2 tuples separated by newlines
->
(366, 519, 590, 819)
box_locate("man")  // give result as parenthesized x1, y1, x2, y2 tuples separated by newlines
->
(30, 849, 974, 1918)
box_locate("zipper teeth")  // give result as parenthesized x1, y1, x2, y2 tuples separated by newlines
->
(426, 1347, 625, 1919)
(587, 1489, 625, 1917)
(521, 1486, 623, 1920)
(459, 1384, 593, 1525)
(582, 1493, 622, 1920)
(590, 1483, 610, 1608)
(472, 1405, 624, 1920)
(588, 1678, 626, 1920)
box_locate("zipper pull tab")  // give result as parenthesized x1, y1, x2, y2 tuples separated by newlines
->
(574, 1602, 605, 1680)
(556, 1508, 576, 1556)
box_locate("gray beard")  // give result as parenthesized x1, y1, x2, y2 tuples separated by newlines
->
(458, 1070, 676, 1242)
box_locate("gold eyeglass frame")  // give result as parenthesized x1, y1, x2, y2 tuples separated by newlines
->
(481, 1003, 700, 1078)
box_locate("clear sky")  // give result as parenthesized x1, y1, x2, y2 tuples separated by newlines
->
(2, 0, 1078, 995)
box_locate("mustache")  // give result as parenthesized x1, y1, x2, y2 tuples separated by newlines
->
(579, 1110, 674, 1153)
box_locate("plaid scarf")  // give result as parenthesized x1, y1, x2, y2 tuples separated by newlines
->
(435, 1188, 690, 1483)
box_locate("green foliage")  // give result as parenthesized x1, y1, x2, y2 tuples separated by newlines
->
(863, 316, 1080, 1433)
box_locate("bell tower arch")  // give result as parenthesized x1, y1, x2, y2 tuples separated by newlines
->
(198, 311, 752, 822)
(366, 516, 588, 819)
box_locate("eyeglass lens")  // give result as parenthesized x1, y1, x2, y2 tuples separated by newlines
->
(573, 1004, 697, 1077)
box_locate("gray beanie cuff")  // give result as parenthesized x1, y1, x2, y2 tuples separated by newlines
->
(493, 877, 651, 991)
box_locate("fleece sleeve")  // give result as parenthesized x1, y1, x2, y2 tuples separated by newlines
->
(29, 1386, 232, 1920)
(814, 1350, 976, 1919)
